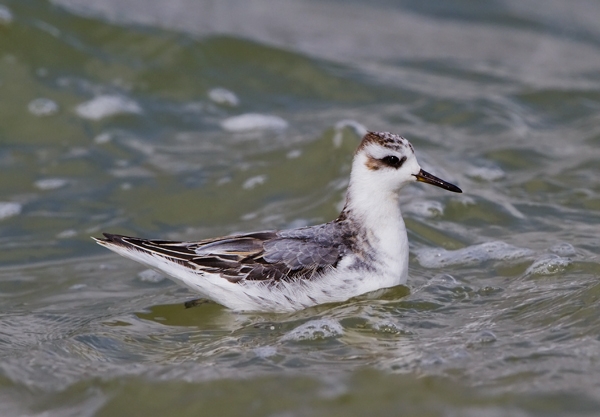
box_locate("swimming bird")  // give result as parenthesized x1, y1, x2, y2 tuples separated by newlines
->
(94, 131, 462, 312)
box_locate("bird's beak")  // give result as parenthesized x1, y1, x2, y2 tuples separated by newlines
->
(413, 169, 462, 193)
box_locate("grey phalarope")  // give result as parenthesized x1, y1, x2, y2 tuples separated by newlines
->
(94, 132, 462, 312)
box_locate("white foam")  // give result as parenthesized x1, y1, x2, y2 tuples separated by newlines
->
(240, 212, 258, 221)
(469, 330, 497, 344)
(109, 167, 154, 178)
(57, 229, 77, 239)
(138, 269, 165, 283)
(253, 346, 277, 358)
(404, 200, 444, 218)
(433, 273, 459, 285)
(371, 321, 403, 334)
(549, 242, 576, 257)
(75, 95, 142, 120)
(208, 87, 239, 106)
(286, 149, 302, 159)
(466, 166, 505, 181)
(524, 255, 571, 276)
(286, 218, 311, 229)
(0, 5, 13, 24)
(280, 318, 343, 341)
(28, 98, 59, 116)
(416, 241, 534, 269)
(94, 132, 112, 144)
(332, 119, 368, 147)
(242, 175, 267, 190)
(34, 178, 68, 190)
(0, 202, 21, 220)
(220, 113, 288, 132)
(69, 284, 87, 290)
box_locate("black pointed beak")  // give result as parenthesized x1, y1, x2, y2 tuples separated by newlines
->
(413, 169, 462, 193)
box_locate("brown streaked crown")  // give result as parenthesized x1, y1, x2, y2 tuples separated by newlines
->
(355, 131, 414, 155)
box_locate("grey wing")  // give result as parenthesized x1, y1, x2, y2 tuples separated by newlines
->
(250, 222, 345, 281)
(192, 227, 344, 281)
(261, 238, 340, 270)
(97, 225, 344, 283)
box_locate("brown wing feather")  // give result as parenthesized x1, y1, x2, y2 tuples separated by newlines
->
(98, 226, 346, 284)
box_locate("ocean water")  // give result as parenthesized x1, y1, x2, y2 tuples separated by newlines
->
(1, 0, 600, 415)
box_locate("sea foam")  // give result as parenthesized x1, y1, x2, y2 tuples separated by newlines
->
(220, 113, 288, 132)
(416, 241, 534, 269)
(281, 318, 343, 341)
(76, 95, 142, 120)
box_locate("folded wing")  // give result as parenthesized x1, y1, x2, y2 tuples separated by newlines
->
(97, 224, 344, 284)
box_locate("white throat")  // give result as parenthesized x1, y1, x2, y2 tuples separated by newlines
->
(341, 156, 410, 283)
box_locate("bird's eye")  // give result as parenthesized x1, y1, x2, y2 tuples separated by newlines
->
(381, 155, 406, 168)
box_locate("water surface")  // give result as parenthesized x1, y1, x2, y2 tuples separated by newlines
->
(1, 0, 600, 415)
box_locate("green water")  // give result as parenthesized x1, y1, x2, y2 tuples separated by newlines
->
(1, 0, 600, 415)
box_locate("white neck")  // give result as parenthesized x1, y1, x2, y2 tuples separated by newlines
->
(341, 159, 409, 282)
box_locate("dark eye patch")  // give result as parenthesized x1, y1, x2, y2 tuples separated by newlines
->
(381, 155, 407, 168)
